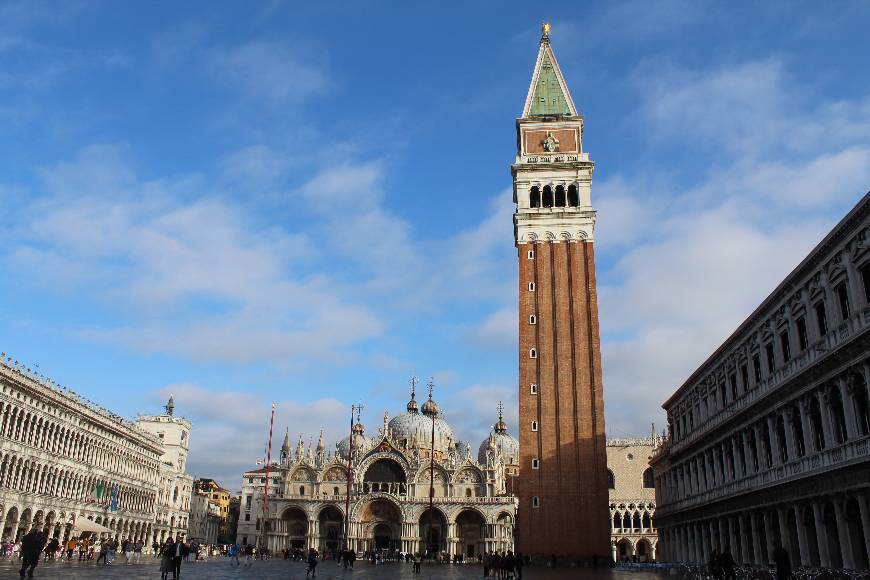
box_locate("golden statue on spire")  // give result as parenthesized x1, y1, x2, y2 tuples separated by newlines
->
(541, 21, 551, 40)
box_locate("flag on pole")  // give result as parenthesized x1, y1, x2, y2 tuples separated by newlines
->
(94, 483, 105, 502)
(110, 488, 119, 512)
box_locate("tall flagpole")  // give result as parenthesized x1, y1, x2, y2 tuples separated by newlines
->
(428, 379, 436, 560)
(260, 403, 276, 552)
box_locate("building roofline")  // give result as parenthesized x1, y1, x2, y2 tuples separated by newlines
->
(662, 190, 870, 409)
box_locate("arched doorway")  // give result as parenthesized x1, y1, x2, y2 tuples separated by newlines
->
(318, 506, 343, 557)
(3, 507, 18, 541)
(636, 538, 652, 562)
(363, 459, 407, 495)
(456, 509, 485, 559)
(418, 507, 447, 557)
(496, 512, 514, 552)
(281, 507, 308, 550)
(617, 538, 633, 562)
(360, 499, 401, 553)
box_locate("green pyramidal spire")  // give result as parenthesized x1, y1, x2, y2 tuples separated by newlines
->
(530, 53, 572, 116)
(523, 23, 577, 118)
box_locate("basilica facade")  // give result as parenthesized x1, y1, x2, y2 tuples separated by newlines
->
(235, 385, 518, 558)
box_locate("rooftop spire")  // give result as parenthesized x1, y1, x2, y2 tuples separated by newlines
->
(522, 22, 577, 118)
(494, 401, 508, 434)
(407, 375, 419, 413)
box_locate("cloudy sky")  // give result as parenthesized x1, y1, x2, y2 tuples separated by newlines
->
(1, 0, 868, 488)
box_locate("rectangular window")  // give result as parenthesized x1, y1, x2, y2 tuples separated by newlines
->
(796, 317, 808, 351)
(527, 249, 535, 260)
(752, 354, 761, 385)
(242, 536, 247, 546)
(530, 384, 538, 395)
(244, 495, 251, 509)
(780, 330, 791, 363)
(765, 343, 776, 374)
(532, 458, 540, 469)
(532, 496, 540, 508)
(531, 421, 538, 432)
(729, 373, 738, 399)
(815, 301, 828, 336)
(836, 283, 850, 320)
(740, 365, 749, 392)
(244, 513, 250, 521)
(528, 282, 536, 291)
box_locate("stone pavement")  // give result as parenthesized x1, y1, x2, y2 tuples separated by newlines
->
(0, 557, 672, 580)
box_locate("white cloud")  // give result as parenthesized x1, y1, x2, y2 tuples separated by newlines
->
(209, 41, 330, 104)
(597, 58, 870, 436)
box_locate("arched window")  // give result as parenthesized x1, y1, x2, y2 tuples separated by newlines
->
(333, 486, 339, 496)
(554, 185, 566, 207)
(622, 512, 631, 529)
(465, 488, 472, 498)
(632, 512, 641, 529)
(567, 184, 579, 207)
(612, 512, 620, 530)
(542, 186, 553, 208)
(607, 469, 615, 489)
(642, 468, 654, 488)
(529, 187, 541, 208)
(299, 486, 305, 496)
(642, 512, 651, 529)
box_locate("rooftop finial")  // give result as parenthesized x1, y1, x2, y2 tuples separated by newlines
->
(494, 401, 508, 433)
(165, 395, 175, 416)
(541, 21, 551, 42)
(407, 375, 419, 413)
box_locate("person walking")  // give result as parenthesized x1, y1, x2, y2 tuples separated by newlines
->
(95, 540, 109, 565)
(228, 542, 240, 566)
(172, 538, 187, 579)
(19, 529, 44, 578)
(306, 547, 319, 578)
(243, 542, 254, 566)
(159, 538, 175, 580)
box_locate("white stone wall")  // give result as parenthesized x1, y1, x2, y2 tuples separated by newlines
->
(607, 439, 658, 562)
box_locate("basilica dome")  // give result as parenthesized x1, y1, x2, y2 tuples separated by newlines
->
(388, 388, 454, 455)
(337, 422, 371, 460)
(478, 407, 519, 466)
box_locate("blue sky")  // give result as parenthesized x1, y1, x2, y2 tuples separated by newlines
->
(1, 0, 868, 487)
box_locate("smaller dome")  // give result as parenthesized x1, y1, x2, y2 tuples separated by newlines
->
(478, 403, 519, 465)
(421, 396, 439, 417)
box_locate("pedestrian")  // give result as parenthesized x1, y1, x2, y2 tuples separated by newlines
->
(773, 543, 791, 580)
(159, 537, 175, 580)
(228, 542, 240, 566)
(65, 537, 76, 560)
(173, 538, 187, 579)
(709, 547, 722, 580)
(244, 542, 254, 566)
(19, 529, 44, 578)
(133, 540, 142, 563)
(306, 547, 319, 577)
(95, 540, 109, 565)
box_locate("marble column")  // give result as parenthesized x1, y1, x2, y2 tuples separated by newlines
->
(718, 518, 727, 553)
(740, 516, 751, 565)
(811, 502, 831, 568)
(857, 495, 870, 571)
(763, 511, 776, 564)
(728, 516, 738, 559)
(794, 504, 811, 567)
(750, 513, 762, 565)
(742, 431, 754, 475)
(782, 410, 796, 461)
(833, 498, 855, 569)
(776, 507, 790, 556)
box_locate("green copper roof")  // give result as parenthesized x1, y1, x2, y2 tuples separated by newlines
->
(530, 52, 572, 117)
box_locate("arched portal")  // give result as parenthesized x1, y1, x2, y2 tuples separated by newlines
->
(363, 459, 406, 495)
(360, 499, 401, 553)
(3, 507, 18, 541)
(636, 538, 652, 562)
(281, 506, 308, 550)
(318, 505, 343, 557)
(419, 507, 447, 557)
(456, 509, 485, 559)
(617, 538, 633, 562)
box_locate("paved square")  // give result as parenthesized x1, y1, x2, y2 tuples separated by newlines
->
(0, 558, 670, 580)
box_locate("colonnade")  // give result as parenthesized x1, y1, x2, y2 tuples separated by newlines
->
(659, 493, 870, 569)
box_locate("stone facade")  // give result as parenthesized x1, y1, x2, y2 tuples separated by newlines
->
(0, 356, 185, 546)
(607, 437, 660, 562)
(136, 403, 194, 543)
(236, 388, 517, 558)
(188, 489, 220, 545)
(513, 25, 609, 560)
(651, 192, 870, 569)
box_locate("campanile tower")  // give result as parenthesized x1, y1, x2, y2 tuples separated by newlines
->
(513, 24, 609, 560)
